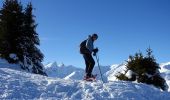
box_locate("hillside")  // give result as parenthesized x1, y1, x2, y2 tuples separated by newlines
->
(1, 67, 170, 100)
(1, 59, 170, 99)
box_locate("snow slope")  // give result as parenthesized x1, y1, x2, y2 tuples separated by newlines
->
(106, 63, 127, 81)
(1, 67, 170, 100)
(1, 59, 170, 99)
(93, 65, 111, 82)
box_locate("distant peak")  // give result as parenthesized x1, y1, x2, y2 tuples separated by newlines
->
(45, 61, 58, 68)
(52, 61, 58, 66)
(58, 63, 65, 67)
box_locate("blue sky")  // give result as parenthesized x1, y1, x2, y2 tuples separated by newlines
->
(1, 0, 170, 68)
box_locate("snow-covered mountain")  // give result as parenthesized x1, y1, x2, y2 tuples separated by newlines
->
(44, 62, 84, 80)
(44, 61, 170, 85)
(44, 61, 112, 81)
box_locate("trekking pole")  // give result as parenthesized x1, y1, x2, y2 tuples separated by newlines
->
(95, 53, 104, 83)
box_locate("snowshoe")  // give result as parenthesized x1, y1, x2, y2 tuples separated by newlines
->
(83, 74, 97, 82)
(84, 78, 95, 81)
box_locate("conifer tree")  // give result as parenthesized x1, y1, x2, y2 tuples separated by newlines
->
(22, 3, 45, 74)
(0, 0, 46, 75)
(0, 0, 24, 63)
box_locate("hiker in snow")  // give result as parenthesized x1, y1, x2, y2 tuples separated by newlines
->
(80, 33, 99, 80)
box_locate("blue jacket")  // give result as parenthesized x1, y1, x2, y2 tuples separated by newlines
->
(86, 35, 94, 53)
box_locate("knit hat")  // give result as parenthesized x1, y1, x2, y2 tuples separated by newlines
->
(92, 33, 98, 39)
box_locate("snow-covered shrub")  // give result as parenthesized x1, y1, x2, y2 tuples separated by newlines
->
(115, 72, 129, 81)
(116, 48, 168, 91)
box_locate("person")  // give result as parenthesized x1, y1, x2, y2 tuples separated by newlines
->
(80, 33, 99, 80)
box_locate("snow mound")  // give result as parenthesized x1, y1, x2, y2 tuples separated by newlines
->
(160, 62, 170, 91)
(0, 58, 21, 70)
(0, 68, 170, 100)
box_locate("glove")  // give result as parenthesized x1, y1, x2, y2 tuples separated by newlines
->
(93, 48, 99, 53)
(93, 52, 96, 56)
(93, 48, 99, 56)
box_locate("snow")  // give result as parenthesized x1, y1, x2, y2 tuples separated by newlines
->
(64, 71, 76, 80)
(160, 62, 170, 73)
(126, 70, 133, 79)
(0, 68, 170, 100)
(44, 62, 84, 80)
(0, 58, 20, 70)
(9, 53, 18, 60)
(44, 62, 110, 82)
(160, 62, 170, 91)
(1, 59, 170, 99)
(107, 63, 127, 81)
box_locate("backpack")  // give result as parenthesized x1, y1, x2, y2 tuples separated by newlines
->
(79, 40, 90, 54)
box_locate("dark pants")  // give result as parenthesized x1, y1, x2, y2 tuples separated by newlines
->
(83, 54, 95, 77)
